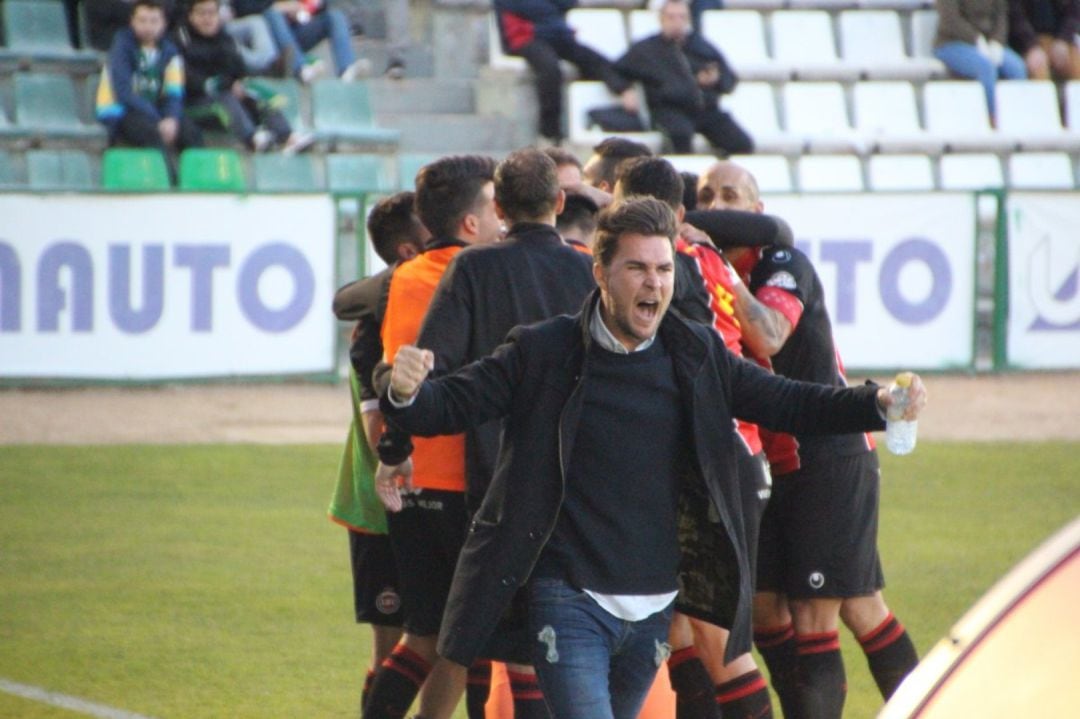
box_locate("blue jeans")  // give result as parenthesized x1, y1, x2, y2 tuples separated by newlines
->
(264, 8, 356, 76)
(934, 41, 1027, 114)
(527, 578, 674, 719)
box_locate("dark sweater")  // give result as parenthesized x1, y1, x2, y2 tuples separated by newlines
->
(174, 24, 247, 101)
(533, 336, 685, 594)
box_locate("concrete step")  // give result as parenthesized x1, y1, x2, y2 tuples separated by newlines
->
(377, 112, 521, 154)
(367, 78, 476, 114)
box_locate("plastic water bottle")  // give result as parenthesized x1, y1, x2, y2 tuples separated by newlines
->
(885, 372, 917, 455)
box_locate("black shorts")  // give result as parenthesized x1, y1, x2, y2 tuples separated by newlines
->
(349, 530, 404, 627)
(386, 489, 468, 637)
(736, 446, 772, 579)
(756, 452, 884, 599)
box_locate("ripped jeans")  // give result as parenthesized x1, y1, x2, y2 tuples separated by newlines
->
(527, 578, 674, 719)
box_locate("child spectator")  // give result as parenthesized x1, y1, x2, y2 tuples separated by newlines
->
(95, 0, 202, 183)
(177, 0, 315, 153)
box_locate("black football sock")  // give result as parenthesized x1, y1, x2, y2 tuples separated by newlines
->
(754, 623, 799, 718)
(361, 669, 377, 714)
(465, 659, 492, 719)
(794, 631, 846, 719)
(363, 645, 431, 719)
(715, 669, 773, 719)
(508, 668, 548, 719)
(857, 613, 918, 699)
(667, 646, 720, 719)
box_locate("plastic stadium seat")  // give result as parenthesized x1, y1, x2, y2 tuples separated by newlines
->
(995, 80, 1080, 151)
(859, 0, 929, 9)
(788, 0, 857, 9)
(1007, 152, 1075, 189)
(728, 154, 794, 193)
(397, 153, 442, 191)
(13, 72, 105, 142)
(245, 77, 307, 132)
(566, 9, 628, 62)
(867, 154, 935, 191)
(0, 0, 97, 64)
(487, 12, 527, 71)
(326, 153, 395, 194)
(700, 11, 790, 82)
(938, 153, 1004, 190)
(0, 103, 31, 142)
(839, 10, 944, 81)
(0, 149, 22, 188)
(101, 148, 171, 191)
(312, 79, 401, 149)
(853, 81, 944, 154)
(910, 10, 939, 60)
(797, 155, 865, 192)
(923, 81, 1017, 152)
(782, 82, 867, 154)
(566, 81, 664, 152)
(1065, 80, 1080, 130)
(722, 0, 784, 9)
(252, 153, 323, 191)
(725, 82, 803, 154)
(178, 148, 247, 192)
(771, 11, 860, 81)
(26, 149, 94, 190)
(628, 9, 660, 42)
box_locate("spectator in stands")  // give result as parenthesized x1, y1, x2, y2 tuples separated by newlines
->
(615, 0, 752, 156)
(492, 0, 637, 145)
(232, 0, 369, 82)
(219, 0, 282, 74)
(934, 0, 1028, 114)
(85, 0, 179, 51)
(95, 0, 202, 183)
(177, 0, 315, 153)
(1008, 0, 1080, 82)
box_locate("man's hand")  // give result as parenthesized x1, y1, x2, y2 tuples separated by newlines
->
(390, 345, 434, 401)
(696, 63, 720, 88)
(620, 87, 640, 115)
(374, 459, 413, 512)
(876, 373, 928, 421)
(679, 222, 714, 248)
(158, 117, 178, 145)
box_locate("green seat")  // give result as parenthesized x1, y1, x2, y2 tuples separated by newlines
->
(396, 153, 442, 190)
(312, 80, 401, 148)
(252, 153, 323, 191)
(326, 153, 395, 194)
(178, 148, 247, 192)
(26, 149, 94, 190)
(14, 72, 105, 141)
(244, 77, 307, 133)
(102, 148, 170, 191)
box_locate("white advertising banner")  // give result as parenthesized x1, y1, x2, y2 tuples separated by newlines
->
(1006, 193, 1080, 369)
(0, 194, 337, 380)
(763, 193, 976, 370)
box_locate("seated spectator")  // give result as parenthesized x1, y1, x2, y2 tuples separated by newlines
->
(492, 0, 636, 144)
(934, 0, 1028, 114)
(615, 0, 752, 156)
(1008, 0, 1080, 82)
(220, 0, 281, 74)
(177, 0, 315, 153)
(95, 0, 202, 183)
(85, 0, 180, 51)
(232, 0, 369, 82)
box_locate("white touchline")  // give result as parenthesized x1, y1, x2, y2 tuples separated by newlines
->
(0, 678, 157, 719)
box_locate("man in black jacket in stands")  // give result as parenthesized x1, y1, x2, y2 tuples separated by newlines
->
(615, 0, 752, 156)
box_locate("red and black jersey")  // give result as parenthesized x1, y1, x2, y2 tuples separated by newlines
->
(748, 246, 875, 471)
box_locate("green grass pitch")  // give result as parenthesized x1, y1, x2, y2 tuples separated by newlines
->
(1, 443, 1077, 718)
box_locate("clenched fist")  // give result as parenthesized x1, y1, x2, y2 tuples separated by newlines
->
(390, 344, 434, 400)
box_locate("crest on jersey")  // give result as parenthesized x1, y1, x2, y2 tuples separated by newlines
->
(765, 271, 797, 291)
(771, 249, 792, 263)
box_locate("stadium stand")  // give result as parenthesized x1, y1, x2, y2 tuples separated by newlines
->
(0, 147, 19, 187)
(838, 10, 944, 80)
(729, 153, 795, 192)
(1007, 152, 1075, 190)
(178, 148, 247, 192)
(565, 8, 629, 62)
(797, 153, 865, 191)
(326, 152, 396, 194)
(311, 79, 401, 150)
(725, 81, 803, 154)
(782, 81, 867, 154)
(700, 10, 790, 82)
(938, 153, 1005, 191)
(566, 80, 664, 152)
(923, 81, 1019, 153)
(26, 148, 95, 190)
(867, 153, 936, 191)
(396, 152, 442, 191)
(853, 81, 943, 154)
(771, 10, 860, 81)
(253, 153, 324, 192)
(995, 81, 1080, 152)
(0, 0, 98, 70)
(101, 148, 171, 192)
(13, 72, 105, 145)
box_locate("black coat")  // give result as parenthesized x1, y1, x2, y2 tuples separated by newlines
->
(615, 32, 737, 114)
(382, 291, 886, 667)
(174, 25, 247, 101)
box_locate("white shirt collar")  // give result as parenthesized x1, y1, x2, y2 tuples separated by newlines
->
(590, 301, 656, 355)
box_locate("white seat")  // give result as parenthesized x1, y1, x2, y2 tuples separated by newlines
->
(995, 80, 1080, 151)
(664, 154, 721, 176)
(700, 10, 790, 82)
(788, 0, 859, 9)
(487, 13, 527, 71)
(566, 9, 628, 62)
(723, 0, 785, 8)
(725, 82, 804, 154)
(924, 81, 1019, 152)
(566, 81, 664, 151)
(729, 153, 794, 193)
(867, 154, 936, 190)
(853, 81, 944, 153)
(797, 154, 865, 191)
(783, 82, 868, 153)
(771, 10, 860, 81)
(839, 10, 944, 80)
(1008, 152, 1075, 189)
(1065, 80, 1080, 130)
(938, 153, 1005, 190)
(628, 9, 659, 43)
(859, 0, 931, 9)
(910, 9, 939, 59)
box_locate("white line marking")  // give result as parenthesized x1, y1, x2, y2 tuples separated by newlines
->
(0, 678, 157, 719)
